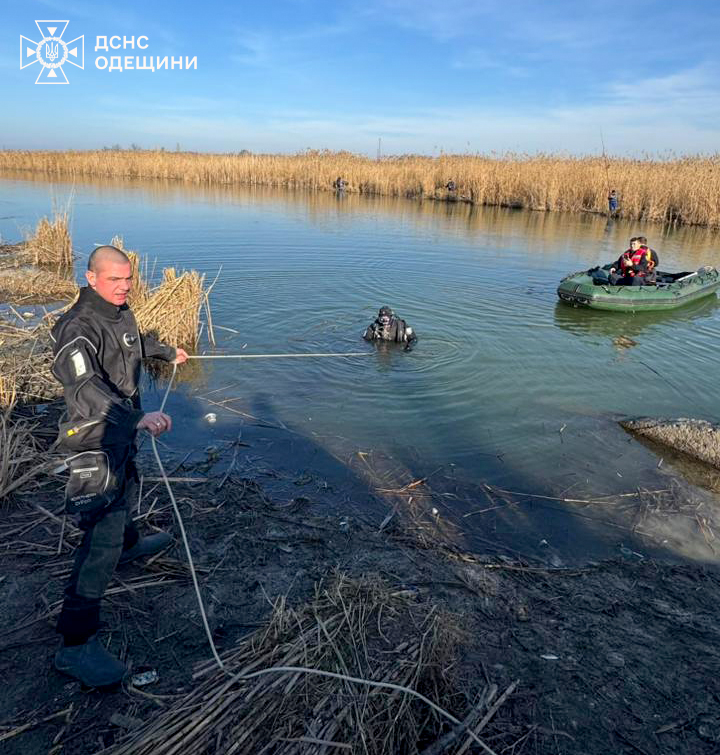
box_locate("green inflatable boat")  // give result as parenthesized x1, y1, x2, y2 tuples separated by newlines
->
(557, 265, 720, 312)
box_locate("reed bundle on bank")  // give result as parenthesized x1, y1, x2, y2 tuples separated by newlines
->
(0, 211, 76, 302)
(0, 319, 61, 408)
(134, 267, 205, 348)
(0, 243, 211, 408)
(115, 237, 209, 349)
(22, 211, 74, 269)
(0, 267, 78, 304)
(2, 149, 720, 227)
(0, 404, 56, 502)
(104, 573, 500, 755)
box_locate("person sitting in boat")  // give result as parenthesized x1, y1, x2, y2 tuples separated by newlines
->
(637, 236, 659, 282)
(363, 306, 417, 350)
(609, 237, 654, 286)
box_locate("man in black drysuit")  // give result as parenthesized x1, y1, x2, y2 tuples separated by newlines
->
(51, 245, 187, 687)
(363, 306, 417, 350)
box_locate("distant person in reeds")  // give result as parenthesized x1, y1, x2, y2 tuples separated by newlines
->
(446, 179, 457, 193)
(50, 245, 188, 688)
(363, 306, 417, 350)
(609, 237, 655, 286)
(608, 189, 618, 214)
(333, 176, 346, 190)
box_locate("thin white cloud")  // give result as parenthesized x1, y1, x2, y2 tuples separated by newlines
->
(451, 48, 529, 76)
(229, 19, 359, 68)
(372, 0, 497, 41)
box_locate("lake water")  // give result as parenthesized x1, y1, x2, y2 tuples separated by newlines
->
(2, 173, 720, 565)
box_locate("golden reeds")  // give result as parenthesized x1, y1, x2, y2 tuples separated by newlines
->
(112, 235, 207, 349)
(105, 573, 494, 755)
(2, 149, 720, 227)
(0, 406, 47, 501)
(133, 267, 205, 349)
(0, 268, 78, 304)
(22, 211, 74, 269)
(0, 243, 211, 408)
(0, 211, 75, 303)
(0, 319, 61, 408)
(111, 236, 150, 308)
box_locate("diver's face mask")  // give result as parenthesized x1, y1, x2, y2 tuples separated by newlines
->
(377, 310, 393, 326)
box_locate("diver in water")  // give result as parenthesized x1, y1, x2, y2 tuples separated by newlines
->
(363, 306, 417, 350)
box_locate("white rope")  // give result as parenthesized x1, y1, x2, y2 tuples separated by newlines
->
(147, 359, 497, 754)
(150, 362, 225, 668)
(187, 352, 369, 359)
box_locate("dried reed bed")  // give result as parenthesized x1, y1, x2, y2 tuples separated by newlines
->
(0, 211, 75, 302)
(104, 573, 507, 755)
(134, 267, 206, 348)
(2, 149, 720, 227)
(0, 267, 78, 304)
(22, 211, 74, 269)
(0, 407, 46, 502)
(0, 242, 212, 409)
(0, 318, 62, 408)
(621, 417, 720, 468)
(113, 236, 211, 349)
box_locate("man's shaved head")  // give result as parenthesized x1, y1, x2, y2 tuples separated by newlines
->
(88, 245, 130, 273)
(85, 246, 133, 306)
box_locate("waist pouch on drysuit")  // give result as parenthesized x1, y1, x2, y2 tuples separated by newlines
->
(58, 418, 135, 515)
(64, 450, 125, 515)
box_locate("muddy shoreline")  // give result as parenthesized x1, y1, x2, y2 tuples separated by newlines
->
(2, 403, 720, 754)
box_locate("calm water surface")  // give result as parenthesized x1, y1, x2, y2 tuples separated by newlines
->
(2, 173, 720, 564)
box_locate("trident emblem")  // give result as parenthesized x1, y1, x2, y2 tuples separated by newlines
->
(20, 21, 84, 84)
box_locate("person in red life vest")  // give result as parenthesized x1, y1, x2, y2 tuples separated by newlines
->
(609, 237, 653, 286)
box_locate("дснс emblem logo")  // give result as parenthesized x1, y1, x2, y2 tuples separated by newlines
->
(20, 20, 84, 84)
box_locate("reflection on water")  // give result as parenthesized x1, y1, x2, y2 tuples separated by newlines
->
(553, 296, 720, 349)
(2, 171, 720, 565)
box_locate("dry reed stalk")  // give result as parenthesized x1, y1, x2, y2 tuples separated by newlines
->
(2, 149, 720, 227)
(104, 574, 475, 755)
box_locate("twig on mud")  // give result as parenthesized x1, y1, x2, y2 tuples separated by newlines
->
(0, 705, 73, 744)
(455, 679, 519, 755)
(217, 436, 242, 491)
(418, 686, 492, 755)
(140, 451, 193, 504)
(463, 503, 512, 518)
(56, 513, 66, 555)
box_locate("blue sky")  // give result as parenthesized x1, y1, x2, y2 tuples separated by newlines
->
(2, 0, 720, 155)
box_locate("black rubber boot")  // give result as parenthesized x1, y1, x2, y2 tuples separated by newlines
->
(54, 635, 127, 687)
(118, 532, 173, 564)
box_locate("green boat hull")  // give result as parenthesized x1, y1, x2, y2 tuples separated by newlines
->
(557, 266, 720, 312)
